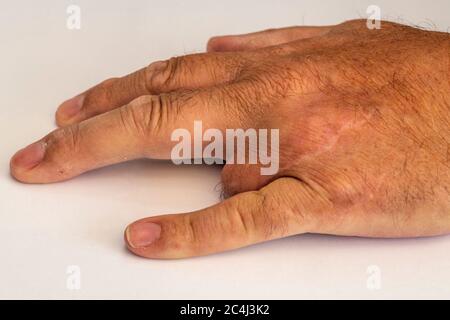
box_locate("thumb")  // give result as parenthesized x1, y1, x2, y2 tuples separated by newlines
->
(124, 178, 324, 259)
(207, 25, 331, 52)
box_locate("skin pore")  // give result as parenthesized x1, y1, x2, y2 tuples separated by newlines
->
(10, 20, 450, 259)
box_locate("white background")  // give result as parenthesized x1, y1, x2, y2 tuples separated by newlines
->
(0, 0, 449, 299)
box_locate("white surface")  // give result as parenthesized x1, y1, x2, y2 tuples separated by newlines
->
(1, 0, 449, 299)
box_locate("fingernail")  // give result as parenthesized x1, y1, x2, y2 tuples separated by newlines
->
(126, 222, 161, 248)
(58, 94, 85, 118)
(11, 141, 46, 170)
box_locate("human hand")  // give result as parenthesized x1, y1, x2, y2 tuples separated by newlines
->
(10, 20, 450, 259)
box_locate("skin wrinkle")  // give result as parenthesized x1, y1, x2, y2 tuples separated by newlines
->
(9, 20, 450, 259)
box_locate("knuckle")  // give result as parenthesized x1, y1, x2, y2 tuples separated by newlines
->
(177, 213, 229, 253)
(262, 28, 277, 33)
(145, 56, 183, 92)
(44, 124, 83, 175)
(49, 124, 82, 152)
(338, 19, 367, 29)
(146, 53, 244, 93)
(183, 215, 209, 248)
(207, 37, 226, 51)
(334, 19, 399, 34)
(119, 94, 176, 139)
(235, 191, 287, 240)
(234, 194, 260, 237)
(347, 19, 367, 26)
(118, 96, 152, 138)
(145, 94, 176, 134)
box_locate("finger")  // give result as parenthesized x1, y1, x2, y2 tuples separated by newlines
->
(207, 25, 332, 52)
(11, 88, 245, 184)
(56, 53, 245, 126)
(125, 178, 318, 259)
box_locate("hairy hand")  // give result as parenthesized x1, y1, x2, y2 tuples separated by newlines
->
(10, 20, 450, 259)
